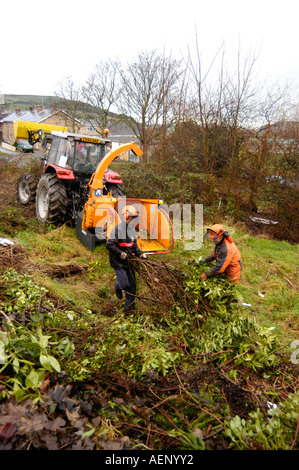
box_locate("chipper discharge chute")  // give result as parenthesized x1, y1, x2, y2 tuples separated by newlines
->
(77, 142, 174, 254)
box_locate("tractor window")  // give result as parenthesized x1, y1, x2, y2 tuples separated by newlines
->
(47, 137, 74, 168)
(58, 140, 74, 168)
(73, 141, 109, 172)
(47, 137, 60, 166)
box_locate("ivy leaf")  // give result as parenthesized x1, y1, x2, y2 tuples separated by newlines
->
(40, 354, 61, 372)
(48, 356, 61, 373)
(0, 340, 6, 365)
(25, 370, 42, 389)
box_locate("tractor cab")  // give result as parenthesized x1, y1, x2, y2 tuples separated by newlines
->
(46, 132, 112, 175)
(43, 132, 123, 196)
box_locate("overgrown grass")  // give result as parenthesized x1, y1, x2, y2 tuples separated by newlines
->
(9, 215, 298, 343)
(0, 260, 298, 450)
(168, 224, 299, 342)
(15, 225, 116, 312)
(0, 200, 298, 451)
(237, 234, 298, 340)
(1, 157, 298, 450)
(1, 156, 297, 339)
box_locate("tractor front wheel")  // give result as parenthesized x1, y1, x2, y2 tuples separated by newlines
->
(17, 173, 39, 205)
(36, 173, 68, 225)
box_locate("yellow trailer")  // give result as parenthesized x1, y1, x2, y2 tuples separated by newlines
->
(13, 120, 68, 140)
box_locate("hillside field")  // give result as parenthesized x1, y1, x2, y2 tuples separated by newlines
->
(0, 153, 298, 451)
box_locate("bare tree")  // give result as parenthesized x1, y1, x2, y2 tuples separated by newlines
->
(82, 59, 121, 137)
(119, 50, 182, 162)
(220, 49, 261, 179)
(185, 37, 227, 175)
(54, 76, 86, 132)
(186, 36, 262, 177)
(234, 82, 295, 212)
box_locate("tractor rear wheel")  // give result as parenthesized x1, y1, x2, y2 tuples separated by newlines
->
(36, 173, 68, 225)
(17, 173, 39, 205)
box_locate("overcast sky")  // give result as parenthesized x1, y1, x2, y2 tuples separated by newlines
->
(1, 0, 298, 97)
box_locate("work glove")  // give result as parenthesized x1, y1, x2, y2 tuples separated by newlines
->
(140, 253, 147, 259)
(0, 238, 14, 247)
(120, 251, 127, 260)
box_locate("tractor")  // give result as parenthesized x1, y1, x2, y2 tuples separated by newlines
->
(16, 121, 124, 225)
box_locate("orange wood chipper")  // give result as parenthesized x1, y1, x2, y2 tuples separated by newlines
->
(78, 142, 174, 254)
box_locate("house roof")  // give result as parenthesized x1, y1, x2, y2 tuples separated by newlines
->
(84, 118, 138, 141)
(1, 107, 82, 129)
(0, 107, 55, 123)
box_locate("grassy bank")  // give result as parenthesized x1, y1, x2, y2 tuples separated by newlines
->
(0, 155, 297, 340)
(1, 224, 298, 450)
(12, 218, 298, 343)
(0, 157, 298, 450)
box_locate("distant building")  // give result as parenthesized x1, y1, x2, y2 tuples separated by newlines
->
(81, 118, 140, 161)
(0, 105, 80, 146)
(0, 104, 141, 161)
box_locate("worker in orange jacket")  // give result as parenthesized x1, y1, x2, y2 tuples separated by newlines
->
(200, 224, 242, 284)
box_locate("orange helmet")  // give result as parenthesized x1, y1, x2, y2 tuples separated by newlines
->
(204, 224, 232, 243)
(204, 224, 224, 239)
(122, 205, 139, 220)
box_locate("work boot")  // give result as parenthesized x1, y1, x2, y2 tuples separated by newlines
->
(124, 302, 135, 312)
(115, 282, 123, 300)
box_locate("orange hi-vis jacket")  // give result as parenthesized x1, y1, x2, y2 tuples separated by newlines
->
(204, 238, 242, 284)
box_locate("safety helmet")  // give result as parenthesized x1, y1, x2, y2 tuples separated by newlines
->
(204, 224, 224, 239)
(204, 224, 232, 243)
(122, 205, 139, 220)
